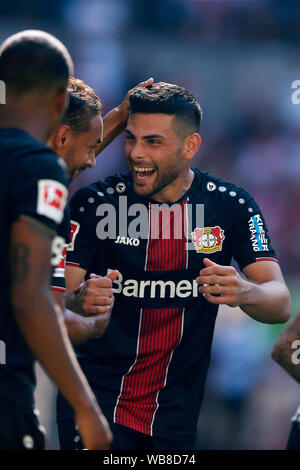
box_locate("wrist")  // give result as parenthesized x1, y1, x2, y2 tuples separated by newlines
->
(113, 104, 128, 127)
(239, 279, 256, 307)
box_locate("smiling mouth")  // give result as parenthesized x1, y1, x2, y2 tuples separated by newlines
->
(133, 165, 156, 182)
(71, 166, 86, 180)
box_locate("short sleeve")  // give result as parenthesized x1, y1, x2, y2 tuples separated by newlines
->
(51, 206, 71, 292)
(231, 189, 278, 271)
(66, 187, 99, 272)
(11, 152, 68, 233)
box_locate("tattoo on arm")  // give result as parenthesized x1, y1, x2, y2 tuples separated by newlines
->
(21, 215, 54, 240)
(11, 243, 30, 282)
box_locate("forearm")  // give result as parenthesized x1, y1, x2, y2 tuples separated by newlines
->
(240, 280, 291, 324)
(96, 107, 127, 156)
(13, 290, 97, 412)
(272, 310, 300, 382)
(52, 291, 93, 344)
(65, 290, 80, 312)
(63, 309, 103, 345)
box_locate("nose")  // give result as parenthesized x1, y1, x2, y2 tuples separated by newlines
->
(87, 151, 96, 169)
(130, 141, 146, 161)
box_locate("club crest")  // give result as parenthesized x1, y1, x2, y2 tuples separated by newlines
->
(191, 226, 225, 253)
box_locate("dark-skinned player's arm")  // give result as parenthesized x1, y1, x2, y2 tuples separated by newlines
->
(52, 270, 119, 345)
(95, 78, 154, 156)
(10, 216, 112, 450)
(196, 258, 291, 324)
(271, 310, 300, 382)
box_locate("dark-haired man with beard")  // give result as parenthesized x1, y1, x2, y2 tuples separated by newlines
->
(59, 82, 291, 450)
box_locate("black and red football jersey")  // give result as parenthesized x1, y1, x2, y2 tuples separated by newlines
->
(0, 128, 68, 401)
(58, 168, 277, 441)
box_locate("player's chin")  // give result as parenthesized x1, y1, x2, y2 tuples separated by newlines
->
(133, 182, 155, 198)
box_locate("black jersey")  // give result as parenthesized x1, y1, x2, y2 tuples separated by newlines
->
(60, 168, 277, 441)
(0, 128, 68, 402)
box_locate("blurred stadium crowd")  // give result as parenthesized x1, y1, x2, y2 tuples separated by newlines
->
(1, 0, 299, 450)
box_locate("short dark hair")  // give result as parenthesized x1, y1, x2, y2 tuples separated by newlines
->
(0, 29, 73, 95)
(128, 82, 202, 135)
(61, 77, 103, 133)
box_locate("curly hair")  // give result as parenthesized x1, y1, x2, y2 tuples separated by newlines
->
(61, 77, 103, 133)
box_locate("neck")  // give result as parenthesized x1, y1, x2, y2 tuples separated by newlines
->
(0, 95, 52, 143)
(151, 167, 194, 203)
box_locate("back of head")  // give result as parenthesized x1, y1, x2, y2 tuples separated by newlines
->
(61, 77, 103, 133)
(0, 29, 73, 97)
(128, 82, 202, 136)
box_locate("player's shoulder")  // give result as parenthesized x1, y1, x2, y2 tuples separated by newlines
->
(195, 169, 255, 206)
(70, 172, 131, 206)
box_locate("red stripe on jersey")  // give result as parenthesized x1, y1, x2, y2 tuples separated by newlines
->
(255, 257, 278, 263)
(115, 202, 187, 435)
(50, 286, 66, 292)
(66, 261, 80, 267)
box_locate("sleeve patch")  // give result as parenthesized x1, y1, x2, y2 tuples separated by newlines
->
(67, 221, 80, 251)
(37, 179, 68, 224)
(248, 214, 269, 252)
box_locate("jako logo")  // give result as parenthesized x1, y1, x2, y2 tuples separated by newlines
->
(0, 80, 6, 104)
(115, 235, 140, 246)
(0, 340, 6, 364)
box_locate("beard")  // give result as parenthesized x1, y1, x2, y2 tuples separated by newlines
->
(131, 147, 184, 200)
(64, 144, 85, 181)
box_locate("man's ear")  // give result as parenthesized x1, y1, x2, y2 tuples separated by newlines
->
(182, 133, 202, 161)
(53, 124, 72, 151)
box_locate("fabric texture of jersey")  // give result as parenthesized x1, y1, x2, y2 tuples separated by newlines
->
(58, 168, 278, 441)
(0, 128, 68, 402)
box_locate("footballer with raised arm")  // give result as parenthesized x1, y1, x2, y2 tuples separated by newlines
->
(48, 76, 153, 344)
(57, 82, 291, 450)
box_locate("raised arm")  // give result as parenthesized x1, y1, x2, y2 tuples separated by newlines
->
(95, 78, 153, 155)
(10, 216, 112, 449)
(272, 310, 300, 382)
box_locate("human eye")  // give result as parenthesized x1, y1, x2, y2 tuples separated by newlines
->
(148, 138, 161, 145)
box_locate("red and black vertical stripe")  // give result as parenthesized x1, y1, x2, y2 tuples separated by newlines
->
(114, 201, 187, 435)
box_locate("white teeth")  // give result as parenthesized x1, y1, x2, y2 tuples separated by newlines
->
(134, 166, 155, 172)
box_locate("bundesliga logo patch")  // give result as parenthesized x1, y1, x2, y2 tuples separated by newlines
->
(37, 179, 67, 224)
(191, 226, 225, 254)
